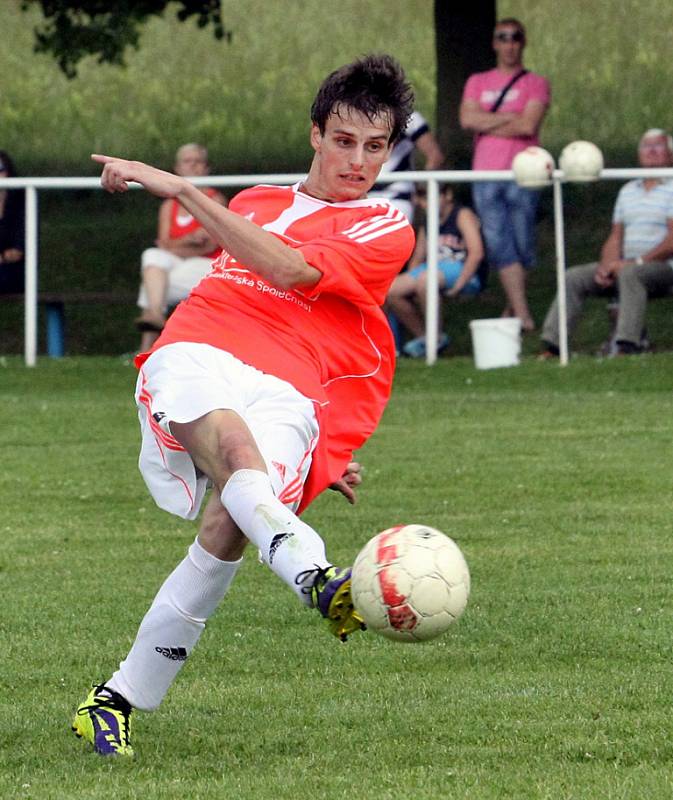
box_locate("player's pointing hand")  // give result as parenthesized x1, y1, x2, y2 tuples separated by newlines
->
(91, 154, 185, 199)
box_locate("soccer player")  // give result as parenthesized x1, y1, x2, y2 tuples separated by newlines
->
(72, 55, 415, 757)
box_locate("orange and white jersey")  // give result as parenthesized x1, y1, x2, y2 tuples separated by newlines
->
(139, 182, 415, 510)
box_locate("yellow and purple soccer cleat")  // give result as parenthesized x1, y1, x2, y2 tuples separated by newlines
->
(72, 683, 134, 757)
(311, 566, 366, 641)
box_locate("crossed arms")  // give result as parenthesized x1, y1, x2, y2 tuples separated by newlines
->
(459, 98, 547, 139)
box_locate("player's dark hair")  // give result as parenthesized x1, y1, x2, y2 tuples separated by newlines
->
(311, 54, 414, 144)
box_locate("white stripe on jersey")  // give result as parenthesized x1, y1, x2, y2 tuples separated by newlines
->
(351, 219, 411, 244)
(347, 216, 406, 242)
(261, 192, 320, 238)
(341, 206, 398, 236)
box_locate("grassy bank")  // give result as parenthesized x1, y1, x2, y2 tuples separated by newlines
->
(3, 1, 673, 173)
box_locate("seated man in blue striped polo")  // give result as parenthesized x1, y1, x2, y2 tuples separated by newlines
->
(540, 129, 673, 358)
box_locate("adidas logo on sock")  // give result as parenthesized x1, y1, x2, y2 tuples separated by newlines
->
(155, 646, 188, 661)
(268, 532, 294, 564)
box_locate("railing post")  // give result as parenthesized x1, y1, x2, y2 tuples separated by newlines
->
(424, 178, 440, 365)
(552, 175, 569, 366)
(24, 186, 38, 367)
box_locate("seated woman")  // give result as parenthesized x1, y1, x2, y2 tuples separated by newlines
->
(135, 143, 227, 351)
(0, 150, 25, 295)
(386, 184, 485, 358)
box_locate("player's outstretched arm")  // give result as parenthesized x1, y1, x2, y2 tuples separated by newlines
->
(91, 153, 320, 291)
(92, 154, 185, 198)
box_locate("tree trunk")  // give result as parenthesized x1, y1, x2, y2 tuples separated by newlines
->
(434, 0, 496, 169)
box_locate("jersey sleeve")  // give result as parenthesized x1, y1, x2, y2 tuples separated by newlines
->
(297, 210, 415, 306)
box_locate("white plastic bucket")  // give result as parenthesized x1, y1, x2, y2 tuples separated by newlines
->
(469, 318, 522, 369)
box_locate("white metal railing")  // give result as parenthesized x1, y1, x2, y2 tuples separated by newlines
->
(3, 166, 673, 367)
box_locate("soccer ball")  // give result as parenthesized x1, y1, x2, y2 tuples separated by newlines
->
(351, 524, 470, 643)
(559, 140, 604, 182)
(511, 146, 555, 188)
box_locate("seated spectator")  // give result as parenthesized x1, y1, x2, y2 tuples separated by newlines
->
(386, 184, 485, 357)
(135, 143, 226, 351)
(540, 129, 673, 358)
(0, 150, 25, 295)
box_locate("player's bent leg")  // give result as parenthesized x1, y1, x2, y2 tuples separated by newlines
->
(171, 409, 268, 485)
(221, 469, 329, 600)
(220, 470, 365, 640)
(167, 383, 365, 639)
(172, 412, 327, 597)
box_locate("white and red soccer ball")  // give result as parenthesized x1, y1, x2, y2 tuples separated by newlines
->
(559, 140, 604, 182)
(351, 524, 470, 643)
(512, 146, 555, 188)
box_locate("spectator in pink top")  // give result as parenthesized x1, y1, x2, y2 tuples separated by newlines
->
(460, 18, 551, 331)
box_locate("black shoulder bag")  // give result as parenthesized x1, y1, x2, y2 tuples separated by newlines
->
(489, 69, 528, 113)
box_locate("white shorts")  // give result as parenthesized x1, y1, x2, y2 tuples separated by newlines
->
(137, 247, 213, 309)
(135, 342, 319, 520)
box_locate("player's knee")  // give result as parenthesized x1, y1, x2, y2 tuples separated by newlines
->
(217, 431, 262, 477)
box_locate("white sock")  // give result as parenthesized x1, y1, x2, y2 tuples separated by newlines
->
(221, 469, 329, 602)
(107, 537, 242, 711)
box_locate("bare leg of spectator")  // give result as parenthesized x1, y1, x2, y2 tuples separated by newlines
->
(138, 265, 169, 328)
(387, 274, 425, 338)
(139, 329, 161, 352)
(498, 262, 534, 331)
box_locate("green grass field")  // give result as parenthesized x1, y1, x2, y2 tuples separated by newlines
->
(2, 355, 673, 799)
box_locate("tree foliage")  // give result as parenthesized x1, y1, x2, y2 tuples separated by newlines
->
(21, 0, 231, 78)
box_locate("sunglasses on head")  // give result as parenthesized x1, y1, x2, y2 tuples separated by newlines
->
(495, 31, 524, 43)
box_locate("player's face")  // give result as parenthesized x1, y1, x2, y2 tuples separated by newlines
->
(638, 135, 673, 168)
(305, 108, 393, 202)
(493, 25, 525, 69)
(174, 148, 209, 177)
